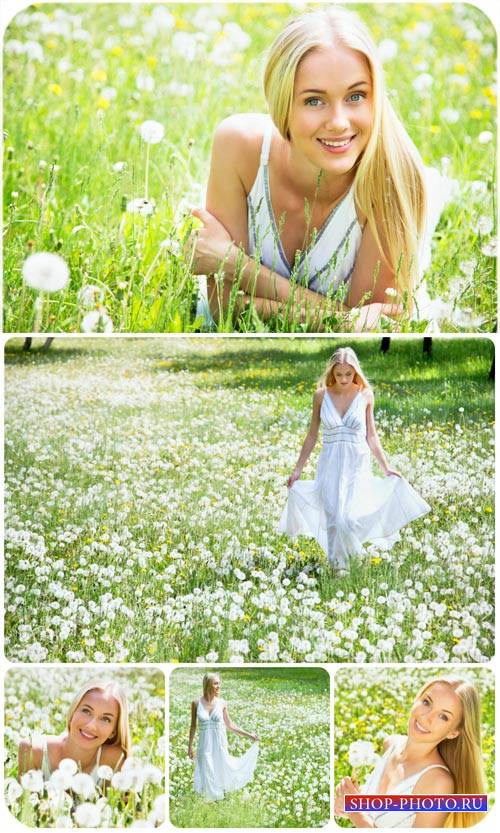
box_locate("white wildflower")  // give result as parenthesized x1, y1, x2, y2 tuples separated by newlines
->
(22, 253, 70, 292)
(74, 802, 101, 827)
(126, 197, 156, 216)
(21, 769, 44, 792)
(138, 120, 165, 144)
(81, 310, 114, 333)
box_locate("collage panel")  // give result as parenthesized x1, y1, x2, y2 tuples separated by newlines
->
(168, 665, 330, 828)
(4, 335, 494, 666)
(333, 665, 495, 829)
(3, 2, 496, 334)
(3, 665, 165, 828)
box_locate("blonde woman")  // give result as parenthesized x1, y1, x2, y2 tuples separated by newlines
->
(18, 679, 129, 784)
(188, 673, 259, 801)
(278, 347, 430, 570)
(191, 5, 450, 328)
(334, 676, 488, 828)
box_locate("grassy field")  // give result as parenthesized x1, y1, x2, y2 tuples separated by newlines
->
(3, 3, 496, 332)
(4, 336, 494, 664)
(3, 666, 165, 828)
(333, 666, 495, 827)
(169, 666, 329, 827)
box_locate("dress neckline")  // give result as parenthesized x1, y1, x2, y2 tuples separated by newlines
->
(200, 697, 220, 717)
(376, 737, 451, 793)
(325, 388, 361, 421)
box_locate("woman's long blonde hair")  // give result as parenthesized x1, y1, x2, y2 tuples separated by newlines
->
(263, 5, 427, 295)
(66, 679, 131, 758)
(318, 347, 370, 390)
(414, 677, 488, 828)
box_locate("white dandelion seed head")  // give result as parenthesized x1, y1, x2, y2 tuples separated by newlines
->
(22, 252, 70, 292)
(81, 309, 114, 333)
(74, 801, 101, 827)
(478, 130, 493, 144)
(96, 764, 114, 781)
(138, 119, 165, 144)
(71, 771, 95, 799)
(78, 285, 105, 308)
(126, 197, 156, 216)
(20, 769, 45, 793)
(58, 758, 78, 777)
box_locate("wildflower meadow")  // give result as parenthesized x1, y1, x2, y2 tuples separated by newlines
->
(3, 3, 496, 333)
(4, 336, 494, 665)
(3, 666, 165, 828)
(169, 666, 329, 827)
(333, 665, 495, 828)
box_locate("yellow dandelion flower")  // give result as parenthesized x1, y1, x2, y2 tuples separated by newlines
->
(429, 125, 441, 134)
(453, 63, 467, 74)
(147, 56, 158, 68)
(110, 46, 124, 57)
(371, 557, 382, 565)
(170, 658, 179, 663)
(49, 83, 62, 96)
(98, 98, 111, 110)
(469, 109, 483, 119)
(91, 68, 107, 82)
(46, 39, 57, 50)
(485, 507, 493, 513)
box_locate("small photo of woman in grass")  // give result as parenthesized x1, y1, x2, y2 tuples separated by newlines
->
(334, 667, 494, 829)
(170, 666, 330, 828)
(4, 667, 165, 828)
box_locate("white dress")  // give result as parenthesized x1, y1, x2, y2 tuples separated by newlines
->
(278, 389, 430, 568)
(361, 735, 451, 828)
(194, 698, 259, 801)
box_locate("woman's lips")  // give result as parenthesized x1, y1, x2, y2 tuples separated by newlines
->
(317, 136, 355, 154)
(414, 718, 431, 735)
(79, 728, 97, 740)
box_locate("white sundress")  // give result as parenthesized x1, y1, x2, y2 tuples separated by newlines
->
(194, 698, 259, 801)
(278, 389, 430, 568)
(360, 735, 451, 828)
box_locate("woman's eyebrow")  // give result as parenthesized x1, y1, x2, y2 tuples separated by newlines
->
(299, 80, 371, 95)
(427, 695, 454, 715)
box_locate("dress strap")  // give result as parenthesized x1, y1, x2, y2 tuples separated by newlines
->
(114, 751, 125, 771)
(415, 763, 451, 777)
(260, 121, 273, 166)
(96, 745, 102, 766)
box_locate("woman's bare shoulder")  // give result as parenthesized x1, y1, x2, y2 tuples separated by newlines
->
(361, 386, 374, 405)
(212, 113, 273, 189)
(100, 744, 126, 769)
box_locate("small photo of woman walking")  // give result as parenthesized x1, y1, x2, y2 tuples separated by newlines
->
(170, 666, 330, 828)
(333, 666, 494, 829)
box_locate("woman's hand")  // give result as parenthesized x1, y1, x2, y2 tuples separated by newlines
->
(188, 746, 195, 760)
(287, 469, 301, 488)
(384, 467, 402, 478)
(334, 775, 360, 817)
(190, 207, 235, 275)
(353, 303, 403, 332)
(249, 732, 260, 742)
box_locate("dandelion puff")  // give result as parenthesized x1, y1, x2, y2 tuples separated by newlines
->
(78, 285, 105, 308)
(138, 120, 164, 144)
(55, 816, 73, 828)
(481, 237, 497, 257)
(74, 802, 101, 827)
(127, 197, 156, 216)
(20, 770, 44, 792)
(81, 309, 114, 333)
(478, 131, 493, 144)
(136, 72, 155, 92)
(113, 161, 126, 172)
(71, 772, 95, 800)
(4, 777, 23, 805)
(475, 216, 494, 236)
(96, 764, 114, 781)
(58, 758, 78, 777)
(22, 252, 69, 292)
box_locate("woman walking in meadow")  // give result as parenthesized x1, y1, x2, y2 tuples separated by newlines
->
(334, 676, 488, 828)
(18, 679, 129, 786)
(188, 673, 259, 801)
(279, 347, 430, 571)
(191, 5, 451, 329)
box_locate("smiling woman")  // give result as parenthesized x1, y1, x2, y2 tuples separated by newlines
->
(334, 675, 489, 829)
(17, 678, 129, 787)
(191, 4, 452, 330)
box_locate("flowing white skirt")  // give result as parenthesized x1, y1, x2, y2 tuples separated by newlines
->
(194, 728, 259, 801)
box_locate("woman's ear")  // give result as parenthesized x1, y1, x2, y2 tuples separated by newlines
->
(446, 728, 461, 740)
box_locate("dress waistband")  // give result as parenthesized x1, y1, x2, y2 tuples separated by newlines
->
(322, 427, 364, 444)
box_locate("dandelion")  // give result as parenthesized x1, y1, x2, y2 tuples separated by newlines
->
(55, 816, 73, 828)
(136, 72, 155, 92)
(378, 38, 398, 62)
(440, 108, 460, 123)
(81, 309, 114, 333)
(126, 197, 156, 216)
(475, 216, 494, 236)
(4, 777, 23, 805)
(74, 802, 101, 827)
(21, 769, 44, 792)
(22, 252, 69, 293)
(478, 130, 493, 143)
(78, 285, 105, 309)
(138, 120, 164, 145)
(384, 287, 398, 298)
(71, 772, 95, 799)
(96, 764, 114, 781)
(481, 238, 497, 257)
(412, 73, 433, 93)
(22, 252, 70, 332)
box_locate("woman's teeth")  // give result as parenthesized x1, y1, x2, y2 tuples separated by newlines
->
(415, 720, 430, 734)
(319, 137, 353, 148)
(80, 729, 97, 739)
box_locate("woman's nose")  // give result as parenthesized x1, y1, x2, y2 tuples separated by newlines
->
(324, 105, 349, 132)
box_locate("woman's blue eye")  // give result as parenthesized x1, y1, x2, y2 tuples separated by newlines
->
(348, 92, 365, 103)
(305, 97, 322, 107)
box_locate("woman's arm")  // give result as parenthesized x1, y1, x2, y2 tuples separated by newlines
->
(188, 700, 198, 759)
(347, 220, 404, 310)
(18, 739, 41, 780)
(365, 391, 401, 477)
(334, 776, 375, 828)
(222, 705, 259, 741)
(288, 390, 323, 487)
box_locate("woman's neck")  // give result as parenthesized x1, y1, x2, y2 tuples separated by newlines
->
(60, 733, 99, 769)
(283, 140, 355, 205)
(398, 736, 440, 765)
